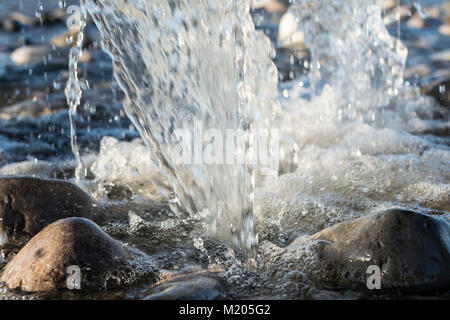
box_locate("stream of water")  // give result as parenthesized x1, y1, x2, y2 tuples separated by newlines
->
(77, 0, 284, 264)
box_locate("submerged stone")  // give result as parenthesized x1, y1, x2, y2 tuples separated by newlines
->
(0, 177, 101, 248)
(424, 78, 449, 107)
(0, 217, 133, 292)
(143, 273, 226, 300)
(311, 208, 450, 291)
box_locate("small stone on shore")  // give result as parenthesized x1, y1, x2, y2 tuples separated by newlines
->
(0, 217, 133, 292)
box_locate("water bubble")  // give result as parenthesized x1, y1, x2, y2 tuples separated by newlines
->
(53, 81, 61, 90)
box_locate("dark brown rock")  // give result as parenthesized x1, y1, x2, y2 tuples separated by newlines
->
(424, 79, 449, 107)
(0, 217, 132, 292)
(311, 209, 450, 291)
(0, 177, 102, 249)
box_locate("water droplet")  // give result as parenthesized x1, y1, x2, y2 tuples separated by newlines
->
(53, 81, 61, 90)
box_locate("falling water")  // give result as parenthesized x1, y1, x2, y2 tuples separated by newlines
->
(72, 0, 415, 263)
(65, 7, 87, 184)
(81, 0, 280, 263)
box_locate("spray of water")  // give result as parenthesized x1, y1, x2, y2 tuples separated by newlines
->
(66, 0, 412, 266)
(80, 0, 280, 264)
(286, 0, 407, 120)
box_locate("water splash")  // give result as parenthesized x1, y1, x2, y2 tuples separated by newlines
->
(78, 0, 413, 262)
(82, 0, 279, 263)
(286, 0, 407, 120)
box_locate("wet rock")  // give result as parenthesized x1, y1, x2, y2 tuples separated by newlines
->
(431, 49, 450, 62)
(424, 79, 449, 107)
(10, 45, 58, 66)
(404, 64, 430, 78)
(275, 47, 309, 81)
(0, 1, 78, 26)
(380, 0, 397, 12)
(10, 45, 54, 66)
(307, 288, 363, 300)
(277, 11, 305, 49)
(10, 12, 39, 26)
(51, 29, 89, 48)
(0, 217, 133, 292)
(0, 177, 102, 248)
(25, 24, 70, 46)
(439, 24, 450, 36)
(1, 12, 38, 32)
(311, 209, 450, 291)
(0, 98, 54, 120)
(143, 273, 226, 300)
(85, 23, 102, 45)
(407, 14, 425, 29)
(385, 5, 413, 22)
(251, 0, 287, 14)
(9, 45, 90, 67)
(426, 6, 441, 19)
(0, 161, 62, 179)
(1, 19, 21, 33)
(0, 52, 11, 79)
(43, 8, 67, 24)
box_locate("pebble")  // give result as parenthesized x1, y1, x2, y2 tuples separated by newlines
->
(424, 78, 449, 107)
(0, 217, 133, 292)
(407, 14, 425, 29)
(10, 44, 91, 67)
(10, 45, 54, 66)
(51, 29, 83, 47)
(431, 49, 450, 62)
(438, 24, 450, 36)
(251, 0, 287, 14)
(380, 0, 397, 12)
(277, 11, 305, 49)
